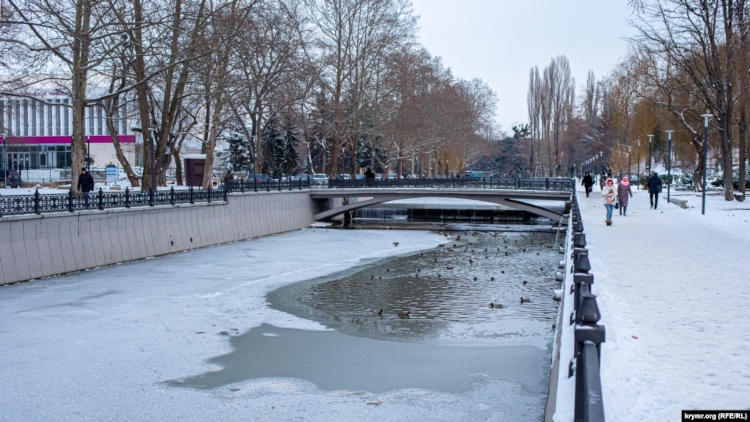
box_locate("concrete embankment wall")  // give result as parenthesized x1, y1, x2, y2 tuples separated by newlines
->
(0, 191, 315, 286)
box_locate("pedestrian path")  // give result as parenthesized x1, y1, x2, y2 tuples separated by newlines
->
(578, 189, 750, 421)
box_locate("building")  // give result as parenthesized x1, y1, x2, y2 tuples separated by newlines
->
(0, 89, 137, 180)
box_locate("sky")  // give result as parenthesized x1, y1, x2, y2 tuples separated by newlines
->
(411, 0, 638, 134)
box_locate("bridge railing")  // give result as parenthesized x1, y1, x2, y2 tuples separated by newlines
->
(226, 178, 311, 193)
(567, 191, 606, 422)
(0, 186, 226, 217)
(326, 177, 575, 191)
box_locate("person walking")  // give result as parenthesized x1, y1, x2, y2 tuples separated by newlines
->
(599, 174, 606, 191)
(617, 176, 634, 216)
(602, 177, 617, 225)
(582, 172, 594, 197)
(647, 171, 663, 209)
(77, 167, 95, 207)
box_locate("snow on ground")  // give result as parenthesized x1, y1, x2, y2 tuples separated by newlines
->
(576, 187, 750, 420)
(3, 228, 554, 422)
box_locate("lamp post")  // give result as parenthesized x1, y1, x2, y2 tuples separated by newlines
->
(2, 135, 6, 187)
(701, 113, 712, 215)
(86, 135, 90, 171)
(148, 127, 156, 192)
(627, 146, 632, 181)
(647, 134, 654, 174)
(665, 130, 673, 202)
(636, 139, 641, 189)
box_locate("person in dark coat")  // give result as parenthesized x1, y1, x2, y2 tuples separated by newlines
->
(647, 171, 662, 209)
(582, 172, 594, 197)
(77, 167, 95, 207)
(617, 176, 633, 216)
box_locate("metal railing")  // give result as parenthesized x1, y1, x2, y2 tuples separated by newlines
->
(326, 177, 575, 191)
(567, 189, 606, 422)
(0, 186, 226, 217)
(226, 178, 311, 193)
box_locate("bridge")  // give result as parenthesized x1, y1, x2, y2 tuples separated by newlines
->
(310, 178, 574, 222)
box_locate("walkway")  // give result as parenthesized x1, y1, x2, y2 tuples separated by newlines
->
(577, 188, 750, 421)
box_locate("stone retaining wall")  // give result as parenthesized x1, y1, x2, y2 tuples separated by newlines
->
(0, 191, 314, 285)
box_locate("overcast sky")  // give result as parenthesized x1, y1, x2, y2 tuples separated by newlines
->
(411, 0, 637, 134)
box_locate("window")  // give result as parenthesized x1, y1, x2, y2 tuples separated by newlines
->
(39, 100, 44, 135)
(55, 100, 61, 136)
(23, 100, 28, 136)
(31, 101, 37, 136)
(96, 104, 103, 135)
(15, 100, 20, 135)
(88, 105, 94, 135)
(47, 102, 53, 135)
(64, 98, 70, 135)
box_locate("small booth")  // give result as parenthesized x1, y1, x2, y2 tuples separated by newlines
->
(184, 154, 206, 187)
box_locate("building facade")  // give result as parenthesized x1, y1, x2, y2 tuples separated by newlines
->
(0, 90, 137, 174)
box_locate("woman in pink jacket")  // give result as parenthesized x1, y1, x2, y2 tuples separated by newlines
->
(617, 176, 634, 216)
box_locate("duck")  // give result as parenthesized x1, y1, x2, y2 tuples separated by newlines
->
(371, 309, 383, 317)
(501, 270, 505, 274)
(490, 277, 495, 281)
(393, 242, 399, 247)
(446, 266, 454, 270)
(370, 275, 374, 280)
(520, 297, 531, 304)
(397, 311, 410, 319)
(469, 259, 473, 264)
(522, 280, 527, 286)
(489, 302, 503, 309)
(473, 276, 477, 281)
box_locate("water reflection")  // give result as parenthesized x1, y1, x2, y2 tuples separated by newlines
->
(269, 230, 561, 346)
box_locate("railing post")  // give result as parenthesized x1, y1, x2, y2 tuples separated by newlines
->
(68, 189, 74, 212)
(148, 187, 154, 207)
(223, 183, 228, 201)
(189, 186, 194, 204)
(97, 188, 104, 210)
(266, 180, 270, 192)
(208, 185, 212, 203)
(34, 188, 40, 214)
(240, 179, 245, 193)
(125, 187, 130, 208)
(170, 186, 175, 205)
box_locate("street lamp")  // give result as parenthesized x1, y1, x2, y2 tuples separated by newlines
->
(627, 146, 632, 181)
(2, 135, 5, 187)
(636, 140, 641, 189)
(148, 127, 156, 192)
(86, 135, 91, 171)
(700, 113, 712, 215)
(665, 130, 674, 203)
(647, 134, 654, 174)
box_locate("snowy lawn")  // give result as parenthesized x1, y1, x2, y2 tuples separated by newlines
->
(578, 188, 750, 421)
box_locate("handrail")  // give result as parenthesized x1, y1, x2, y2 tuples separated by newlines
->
(567, 186, 606, 422)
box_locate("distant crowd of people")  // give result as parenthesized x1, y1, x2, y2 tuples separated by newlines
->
(581, 170, 662, 226)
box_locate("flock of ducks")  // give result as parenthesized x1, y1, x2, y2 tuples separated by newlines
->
(366, 231, 546, 319)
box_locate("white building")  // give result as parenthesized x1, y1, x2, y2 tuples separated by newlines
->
(0, 89, 137, 176)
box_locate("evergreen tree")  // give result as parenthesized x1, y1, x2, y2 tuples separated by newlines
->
(283, 127, 302, 175)
(219, 130, 251, 172)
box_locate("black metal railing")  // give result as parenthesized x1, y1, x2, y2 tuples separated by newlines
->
(567, 189, 606, 422)
(0, 186, 226, 217)
(325, 177, 575, 191)
(226, 178, 311, 193)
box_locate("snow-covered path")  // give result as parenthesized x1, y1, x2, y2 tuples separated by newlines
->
(578, 189, 750, 420)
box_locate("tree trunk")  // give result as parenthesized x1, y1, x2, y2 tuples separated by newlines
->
(70, 0, 91, 192)
(739, 109, 746, 196)
(173, 150, 183, 185)
(106, 110, 139, 187)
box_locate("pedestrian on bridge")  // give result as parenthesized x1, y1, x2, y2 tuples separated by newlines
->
(582, 172, 594, 197)
(617, 176, 633, 216)
(602, 178, 616, 226)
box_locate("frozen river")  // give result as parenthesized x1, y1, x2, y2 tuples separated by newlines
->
(0, 227, 558, 421)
